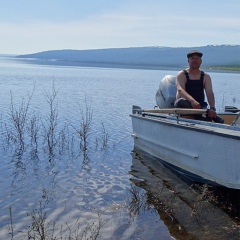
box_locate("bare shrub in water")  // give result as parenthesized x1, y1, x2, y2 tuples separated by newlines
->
(42, 84, 58, 160)
(8, 89, 34, 154)
(100, 122, 110, 150)
(4, 84, 98, 159)
(94, 122, 110, 150)
(26, 202, 57, 240)
(79, 213, 106, 240)
(71, 99, 93, 152)
(57, 123, 72, 155)
(27, 113, 40, 150)
(8, 207, 14, 240)
(9, 203, 107, 240)
(4, 88, 111, 239)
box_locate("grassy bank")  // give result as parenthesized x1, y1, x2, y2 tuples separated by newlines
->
(208, 65, 240, 71)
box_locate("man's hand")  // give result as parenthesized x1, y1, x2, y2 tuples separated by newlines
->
(208, 109, 216, 118)
(190, 100, 201, 109)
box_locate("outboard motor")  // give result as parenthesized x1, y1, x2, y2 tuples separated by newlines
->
(155, 75, 177, 108)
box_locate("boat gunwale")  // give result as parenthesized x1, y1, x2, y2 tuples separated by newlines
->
(130, 113, 240, 140)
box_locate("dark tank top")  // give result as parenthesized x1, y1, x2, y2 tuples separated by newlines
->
(184, 69, 205, 104)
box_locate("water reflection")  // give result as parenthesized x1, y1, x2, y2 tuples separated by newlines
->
(81, 151, 92, 173)
(11, 155, 26, 189)
(129, 148, 240, 240)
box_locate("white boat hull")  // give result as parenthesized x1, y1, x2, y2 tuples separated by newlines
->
(131, 111, 240, 189)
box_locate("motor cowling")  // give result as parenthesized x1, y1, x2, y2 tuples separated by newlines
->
(155, 75, 177, 108)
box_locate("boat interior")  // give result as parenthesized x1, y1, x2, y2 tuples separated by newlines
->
(181, 112, 239, 125)
(181, 106, 240, 126)
(132, 105, 240, 127)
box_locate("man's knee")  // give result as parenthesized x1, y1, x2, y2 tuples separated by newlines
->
(174, 98, 192, 108)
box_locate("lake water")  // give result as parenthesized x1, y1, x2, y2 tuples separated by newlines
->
(0, 57, 240, 239)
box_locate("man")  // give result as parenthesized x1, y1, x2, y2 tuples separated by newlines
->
(174, 50, 224, 123)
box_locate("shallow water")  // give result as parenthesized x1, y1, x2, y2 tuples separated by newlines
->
(0, 57, 240, 239)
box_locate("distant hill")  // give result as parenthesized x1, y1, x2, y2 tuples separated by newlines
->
(16, 45, 240, 69)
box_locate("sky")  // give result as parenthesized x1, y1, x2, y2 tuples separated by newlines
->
(0, 0, 239, 54)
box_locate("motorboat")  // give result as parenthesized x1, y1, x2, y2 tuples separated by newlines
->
(130, 75, 240, 189)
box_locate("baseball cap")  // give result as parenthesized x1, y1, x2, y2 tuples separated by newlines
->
(187, 50, 203, 58)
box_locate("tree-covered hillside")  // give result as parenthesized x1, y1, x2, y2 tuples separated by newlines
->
(16, 45, 240, 69)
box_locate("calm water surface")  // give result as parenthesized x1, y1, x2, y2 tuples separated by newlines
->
(0, 58, 240, 239)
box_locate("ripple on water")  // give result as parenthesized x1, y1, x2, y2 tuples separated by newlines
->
(1, 61, 240, 239)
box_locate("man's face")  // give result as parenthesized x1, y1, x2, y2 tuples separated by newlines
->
(188, 54, 202, 68)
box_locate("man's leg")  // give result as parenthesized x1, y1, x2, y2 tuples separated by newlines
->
(174, 98, 192, 108)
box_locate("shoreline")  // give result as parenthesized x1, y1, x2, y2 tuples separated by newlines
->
(2, 56, 240, 73)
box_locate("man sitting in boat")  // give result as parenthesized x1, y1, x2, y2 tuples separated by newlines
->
(174, 50, 224, 123)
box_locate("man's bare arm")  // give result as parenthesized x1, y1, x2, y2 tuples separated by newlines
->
(204, 74, 215, 108)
